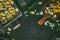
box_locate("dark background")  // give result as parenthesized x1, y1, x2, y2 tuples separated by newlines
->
(11, 0, 60, 40)
(11, 14, 54, 40)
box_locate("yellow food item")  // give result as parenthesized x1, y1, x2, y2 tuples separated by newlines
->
(50, 1, 60, 13)
(12, 37, 15, 40)
(0, 0, 19, 24)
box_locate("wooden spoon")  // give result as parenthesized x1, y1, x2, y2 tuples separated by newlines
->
(38, 0, 58, 25)
(38, 13, 51, 25)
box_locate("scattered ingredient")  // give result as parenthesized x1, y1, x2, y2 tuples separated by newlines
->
(56, 20, 59, 23)
(44, 21, 49, 26)
(30, 11, 35, 14)
(7, 28, 12, 31)
(13, 24, 21, 30)
(7, 31, 10, 35)
(36, 13, 39, 15)
(39, 11, 44, 15)
(39, 1, 43, 5)
(12, 37, 15, 40)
